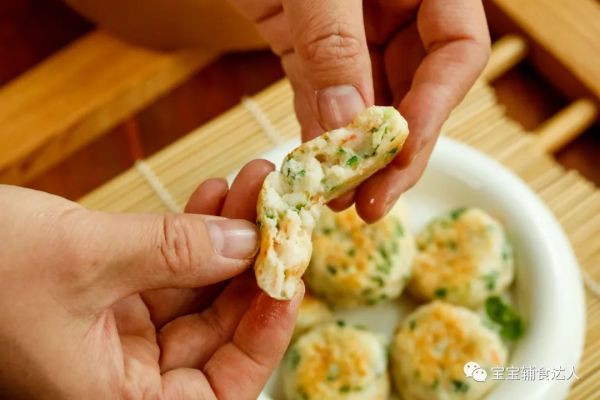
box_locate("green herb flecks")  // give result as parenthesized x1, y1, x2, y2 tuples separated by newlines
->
(321, 227, 333, 235)
(265, 209, 276, 220)
(483, 271, 499, 291)
(485, 296, 524, 340)
(326, 265, 337, 275)
(371, 276, 385, 288)
(383, 108, 395, 119)
(346, 155, 359, 168)
(288, 347, 301, 370)
(449, 207, 467, 220)
(395, 221, 405, 237)
(501, 239, 512, 263)
(298, 390, 309, 400)
(376, 263, 392, 275)
(452, 379, 469, 393)
(434, 288, 447, 298)
(379, 247, 390, 262)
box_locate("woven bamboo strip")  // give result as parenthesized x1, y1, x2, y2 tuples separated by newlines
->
(449, 90, 497, 122)
(570, 214, 600, 244)
(511, 154, 558, 182)
(451, 117, 506, 146)
(570, 373, 599, 399)
(476, 125, 529, 157)
(578, 246, 600, 271)
(445, 93, 498, 132)
(155, 130, 270, 184)
(503, 148, 546, 174)
(549, 181, 596, 217)
(582, 340, 600, 368)
(465, 120, 521, 153)
(560, 193, 600, 231)
(585, 260, 599, 279)
(528, 166, 569, 192)
(586, 296, 600, 320)
(446, 106, 506, 141)
(538, 171, 582, 200)
(456, 118, 512, 148)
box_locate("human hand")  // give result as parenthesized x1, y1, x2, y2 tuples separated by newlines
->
(229, 0, 490, 221)
(0, 159, 301, 400)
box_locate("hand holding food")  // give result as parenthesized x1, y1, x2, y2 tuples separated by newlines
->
(0, 161, 301, 400)
(228, 0, 490, 221)
(255, 106, 409, 299)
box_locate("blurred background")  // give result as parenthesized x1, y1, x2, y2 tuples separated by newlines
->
(0, 0, 598, 200)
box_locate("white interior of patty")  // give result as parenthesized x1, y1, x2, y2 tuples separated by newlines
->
(258, 107, 407, 298)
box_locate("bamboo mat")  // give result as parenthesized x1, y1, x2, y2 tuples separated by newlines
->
(80, 79, 600, 399)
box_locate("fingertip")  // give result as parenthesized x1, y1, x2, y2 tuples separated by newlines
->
(327, 190, 355, 212)
(355, 188, 386, 224)
(223, 159, 275, 220)
(237, 159, 275, 178)
(355, 169, 402, 223)
(185, 178, 229, 214)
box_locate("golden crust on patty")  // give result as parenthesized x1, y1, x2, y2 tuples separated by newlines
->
(255, 106, 409, 299)
(391, 301, 507, 400)
(306, 206, 415, 307)
(409, 207, 514, 308)
(283, 322, 389, 400)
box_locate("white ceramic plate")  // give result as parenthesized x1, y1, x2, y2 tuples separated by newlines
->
(236, 137, 585, 400)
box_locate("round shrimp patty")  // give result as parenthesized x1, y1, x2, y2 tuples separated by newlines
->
(292, 293, 333, 341)
(391, 301, 508, 400)
(305, 206, 415, 308)
(283, 322, 389, 400)
(409, 207, 514, 308)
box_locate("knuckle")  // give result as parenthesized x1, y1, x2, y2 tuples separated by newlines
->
(296, 21, 363, 68)
(199, 308, 229, 340)
(158, 214, 197, 279)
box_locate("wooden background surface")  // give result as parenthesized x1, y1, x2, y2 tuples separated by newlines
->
(0, 0, 598, 200)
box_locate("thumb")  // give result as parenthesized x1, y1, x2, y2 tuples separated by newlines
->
(282, 0, 373, 131)
(71, 211, 258, 306)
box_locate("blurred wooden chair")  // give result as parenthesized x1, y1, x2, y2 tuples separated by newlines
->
(483, 0, 600, 154)
(0, 30, 215, 186)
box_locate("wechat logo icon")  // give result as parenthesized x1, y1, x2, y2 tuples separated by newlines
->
(464, 361, 488, 382)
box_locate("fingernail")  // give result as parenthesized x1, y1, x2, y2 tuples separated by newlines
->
(207, 219, 258, 259)
(317, 85, 365, 129)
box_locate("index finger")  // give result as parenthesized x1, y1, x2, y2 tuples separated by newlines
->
(394, 0, 490, 166)
(356, 0, 490, 222)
